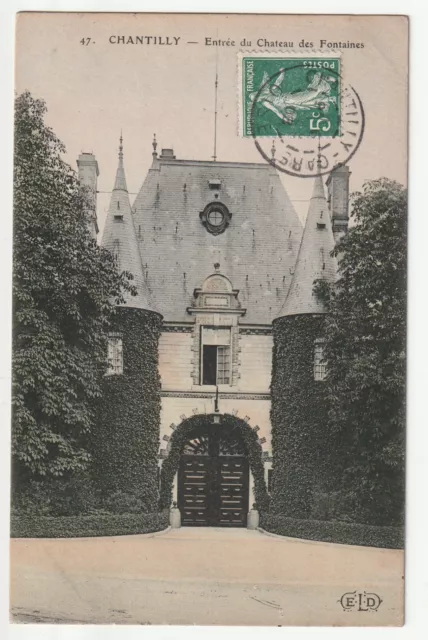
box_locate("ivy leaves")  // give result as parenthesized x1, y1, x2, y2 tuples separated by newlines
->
(270, 316, 329, 518)
(94, 309, 162, 512)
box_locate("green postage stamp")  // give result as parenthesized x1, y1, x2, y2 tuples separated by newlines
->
(241, 55, 341, 138)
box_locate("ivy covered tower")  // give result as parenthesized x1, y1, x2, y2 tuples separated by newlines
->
(95, 135, 163, 510)
(270, 171, 337, 518)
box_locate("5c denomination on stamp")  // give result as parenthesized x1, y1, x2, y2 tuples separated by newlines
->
(238, 52, 365, 178)
(242, 55, 341, 138)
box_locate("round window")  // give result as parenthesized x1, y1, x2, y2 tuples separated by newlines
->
(200, 202, 231, 236)
(207, 209, 225, 227)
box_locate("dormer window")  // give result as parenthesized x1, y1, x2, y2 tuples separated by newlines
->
(188, 268, 246, 388)
(114, 214, 123, 221)
(208, 179, 221, 190)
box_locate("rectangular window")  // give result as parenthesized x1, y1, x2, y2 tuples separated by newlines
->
(201, 327, 231, 385)
(217, 345, 230, 384)
(314, 339, 326, 381)
(107, 335, 123, 375)
(202, 345, 217, 385)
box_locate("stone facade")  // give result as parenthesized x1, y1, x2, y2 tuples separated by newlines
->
(85, 137, 349, 517)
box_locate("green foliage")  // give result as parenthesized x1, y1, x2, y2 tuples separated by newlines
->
(260, 513, 404, 549)
(159, 413, 269, 511)
(271, 179, 406, 529)
(11, 472, 99, 517)
(11, 480, 154, 518)
(11, 511, 169, 539)
(323, 179, 406, 526)
(12, 91, 134, 483)
(102, 490, 149, 515)
(270, 315, 331, 517)
(93, 308, 162, 512)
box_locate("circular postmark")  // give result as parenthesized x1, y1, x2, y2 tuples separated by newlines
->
(248, 63, 365, 178)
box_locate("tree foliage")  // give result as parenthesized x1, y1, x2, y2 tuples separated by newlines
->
(13, 91, 133, 482)
(320, 178, 406, 526)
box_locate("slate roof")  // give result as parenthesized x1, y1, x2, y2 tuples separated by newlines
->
(131, 152, 303, 324)
(277, 174, 337, 318)
(101, 140, 156, 312)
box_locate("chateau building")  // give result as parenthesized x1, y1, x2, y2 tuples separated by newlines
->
(77, 137, 350, 527)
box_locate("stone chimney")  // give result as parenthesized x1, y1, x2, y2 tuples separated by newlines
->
(326, 164, 351, 243)
(159, 148, 176, 160)
(77, 152, 99, 239)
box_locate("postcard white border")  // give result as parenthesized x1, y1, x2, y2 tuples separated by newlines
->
(1, 2, 427, 640)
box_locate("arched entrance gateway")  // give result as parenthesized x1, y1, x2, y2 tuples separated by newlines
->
(159, 413, 269, 527)
(179, 424, 249, 526)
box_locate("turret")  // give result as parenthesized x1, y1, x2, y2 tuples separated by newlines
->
(277, 173, 337, 318)
(94, 135, 162, 511)
(270, 172, 337, 518)
(101, 134, 155, 311)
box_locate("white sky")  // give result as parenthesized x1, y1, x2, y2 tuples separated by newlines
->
(15, 13, 408, 235)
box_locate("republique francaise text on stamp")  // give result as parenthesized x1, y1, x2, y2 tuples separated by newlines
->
(239, 52, 365, 177)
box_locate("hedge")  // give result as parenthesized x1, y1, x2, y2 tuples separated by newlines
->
(11, 510, 169, 539)
(260, 513, 404, 549)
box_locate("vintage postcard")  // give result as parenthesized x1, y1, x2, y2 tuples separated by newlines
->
(10, 12, 407, 627)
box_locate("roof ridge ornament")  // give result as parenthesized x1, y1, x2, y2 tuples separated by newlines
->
(119, 130, 123, 162)
(152, 133, 158, 157)
(317, 137, 322, 172)
(112, 133, 128, 192)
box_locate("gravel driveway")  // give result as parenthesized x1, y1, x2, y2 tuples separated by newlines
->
(10, 527, 404, 626)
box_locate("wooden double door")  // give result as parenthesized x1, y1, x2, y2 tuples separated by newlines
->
(178, 426, 249, 527)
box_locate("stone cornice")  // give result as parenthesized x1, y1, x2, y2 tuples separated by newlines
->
(161, 323, 272, 335)
(186, 306, 246, 316)
(160, 390, 271, 400)
(162, 323, 194, 333)
(239, 326, 272, 336)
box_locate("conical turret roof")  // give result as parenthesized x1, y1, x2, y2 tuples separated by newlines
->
(112, 137, 128, 192)
(101, 136, 156, 312)
(277, 173, 337, 318)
